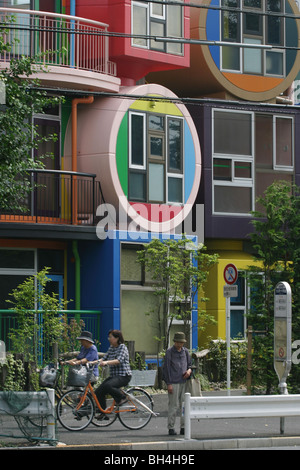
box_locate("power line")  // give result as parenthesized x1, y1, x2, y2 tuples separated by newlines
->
(28, 86, 298, 109)
(1, 23, 300, 52)
(1, 3, 300, 54)
(137, 0, 300, 19)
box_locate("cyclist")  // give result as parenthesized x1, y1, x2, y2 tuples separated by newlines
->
(95, 330, 132, 413)
(66, 330, 99, 383)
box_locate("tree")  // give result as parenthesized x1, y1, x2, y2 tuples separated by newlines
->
(0, 15, 63, 211)
(247, 180, 300, 393)
(137, 236, 219, 353)
(7, 268, 66, 367)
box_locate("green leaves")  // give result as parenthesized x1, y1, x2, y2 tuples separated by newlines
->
(137, 236, 219, 351)
(0, 18, 64, 211)
(7, 268, 65, 365)
(248, 180, 300, 393)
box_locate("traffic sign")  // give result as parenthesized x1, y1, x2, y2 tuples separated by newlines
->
(223, 264, 238, 285)
(223, 285, 238, 298)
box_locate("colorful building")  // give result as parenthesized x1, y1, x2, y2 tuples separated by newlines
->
(147, 0, 300, 345)
(1, 0, 299, 353)
(0, 0, 200, 355)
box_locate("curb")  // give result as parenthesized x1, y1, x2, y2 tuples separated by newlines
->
(49, 435, 300, 450)
(3, 435, 300, 450)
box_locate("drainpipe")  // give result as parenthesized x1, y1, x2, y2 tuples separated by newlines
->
(70, 0, 76, 16)
(70, 0, 76, 67)
(71, 96, 94, 224)
(72, 240, 81, 318)
(71, 95, 94, 172)
(71, 95, 94, 316)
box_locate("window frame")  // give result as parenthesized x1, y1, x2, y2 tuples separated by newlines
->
(129, 111, 147, 170)
(128, 111, 184, 205)
(212, 108, 254, 216)
(273, 115, 294, 171)
(220, 0, 285, 77)
(212, 109, 295, 216)
(132, 0, 184, 55)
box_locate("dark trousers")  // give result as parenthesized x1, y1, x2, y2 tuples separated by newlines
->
(95, 375, 131, 410)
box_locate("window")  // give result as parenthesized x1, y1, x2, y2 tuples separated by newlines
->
(230, 274, 247, 339)
(221, 0, 285, 77)
(0, 248, 63, 308)
(132, 0, 183, 55)
(255, 114, 294, 203)
(213, 109, 294, 215)
(121, 244, 144, 285)
(275, 117, 293, 169)
(213, 109, 253, 215)
(129, 111, 184, 205)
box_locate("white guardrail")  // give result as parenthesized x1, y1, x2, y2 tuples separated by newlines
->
(183, 392, 300, 440)
(0, 389, 56, 441)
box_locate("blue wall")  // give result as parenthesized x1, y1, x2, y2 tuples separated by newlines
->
(67, 232, 199, 352)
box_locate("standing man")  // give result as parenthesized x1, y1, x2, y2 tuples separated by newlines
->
(163, 332, 192, 436)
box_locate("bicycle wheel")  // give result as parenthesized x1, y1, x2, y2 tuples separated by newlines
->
(57, 390, 94, 431)
(118, 387, 153, 430)
(91, 396, 118, 427)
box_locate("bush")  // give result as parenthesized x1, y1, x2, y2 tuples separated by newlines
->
(203, 340, 247, 388)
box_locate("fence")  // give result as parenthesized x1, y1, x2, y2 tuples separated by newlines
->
(183, 392, 300, 440)
(0, 309, 101, 361)
(0, 7, 116, 76)
(0, 169, 104, 226)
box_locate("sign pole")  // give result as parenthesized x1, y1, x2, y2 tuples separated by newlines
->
(223, 263, 238, 397)
(274, 281, 292, 435)
(274, 281, 292, 394)
(226, 296, 231, 396)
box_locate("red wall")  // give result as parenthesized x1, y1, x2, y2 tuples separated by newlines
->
(65, 0, 189, 83)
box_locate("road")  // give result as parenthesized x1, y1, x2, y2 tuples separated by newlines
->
(3, 390, 300, 451)
(54, 390, 300, 450)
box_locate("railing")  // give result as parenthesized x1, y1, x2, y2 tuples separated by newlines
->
(0, 7, 116, 76)
(0, 309, 102, 355)
(0, 169, 104, 226)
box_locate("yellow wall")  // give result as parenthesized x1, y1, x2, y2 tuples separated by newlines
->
(198, 240, 261, 347)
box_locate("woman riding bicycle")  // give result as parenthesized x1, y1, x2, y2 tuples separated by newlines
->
(95, 330, 132, 412)
(65, 330, 99, 383)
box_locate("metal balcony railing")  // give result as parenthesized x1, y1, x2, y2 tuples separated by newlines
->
(0, 7, 116, 76)
(0, 169, 104, 226)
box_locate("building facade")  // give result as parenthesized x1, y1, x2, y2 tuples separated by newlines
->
(0, 0, 200, 356)
(1, 0, 299, 353)
(147, 0, 300, 344)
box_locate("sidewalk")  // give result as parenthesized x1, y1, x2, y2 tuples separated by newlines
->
(54, 389, 300, 450)
(2, 389, 300, 450)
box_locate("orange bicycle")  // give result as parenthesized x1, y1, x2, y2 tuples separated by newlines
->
(56, 364, 157, 431)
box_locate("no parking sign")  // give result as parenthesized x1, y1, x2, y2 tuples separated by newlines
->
(223, 264, 238, 285)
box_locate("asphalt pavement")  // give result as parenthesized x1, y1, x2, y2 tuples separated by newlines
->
(53, 389, 300, 451)
(3, 389, 300, 452)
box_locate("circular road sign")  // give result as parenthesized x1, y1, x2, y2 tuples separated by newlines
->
(224, 264, 238, 285)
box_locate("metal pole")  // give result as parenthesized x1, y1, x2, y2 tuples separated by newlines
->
(184, 393, 191, 440)
(247, 326, 253, 395)
(46, 388, 56, 441)
(226, 296, 231, 395)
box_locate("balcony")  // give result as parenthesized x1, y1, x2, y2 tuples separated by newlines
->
(0, 7, 120, 92)
(0, 169, 104, 227)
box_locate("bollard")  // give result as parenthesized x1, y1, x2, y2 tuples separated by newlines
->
(184, 393, 191, 440)
(46, 389, 56, 441)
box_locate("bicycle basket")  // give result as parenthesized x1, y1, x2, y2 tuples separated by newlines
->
(67, 365, 91, 387)
(39, 365, 57, 387)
